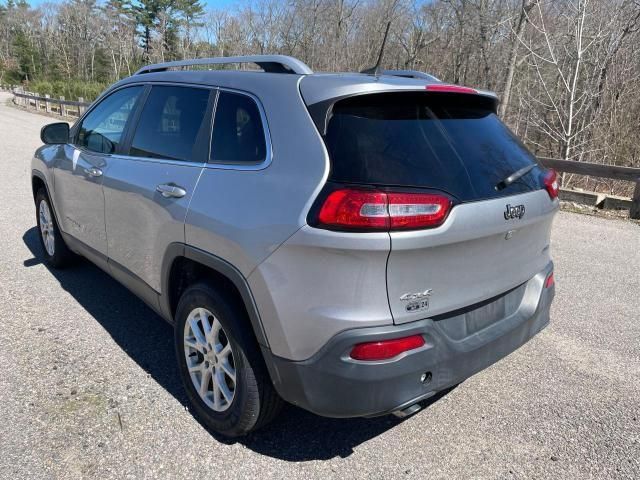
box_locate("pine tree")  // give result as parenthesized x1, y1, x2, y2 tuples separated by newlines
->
(133, 0, 203, 62)
(175, 0, 204, 58)
(134, 0, 160, 59)
(12, 29, 39, 82)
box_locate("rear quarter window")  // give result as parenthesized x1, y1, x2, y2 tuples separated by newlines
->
(210, 91, 267, 165)
(324, 92, 544, 202)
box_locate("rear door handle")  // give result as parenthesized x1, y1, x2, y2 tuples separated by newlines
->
(156, 183, 187, 198)
(84, 167, 103, 178)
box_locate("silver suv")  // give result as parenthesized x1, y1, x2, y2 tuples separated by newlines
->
(32, 55, 558, 437)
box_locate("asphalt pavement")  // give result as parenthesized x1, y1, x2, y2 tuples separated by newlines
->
(0, 92, 638, 479)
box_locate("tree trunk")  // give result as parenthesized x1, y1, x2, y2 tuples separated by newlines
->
(499, 0, 538, 118)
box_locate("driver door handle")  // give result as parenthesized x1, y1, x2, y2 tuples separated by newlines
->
(156, 183, 187, 199)
(84, 167, 103, 178)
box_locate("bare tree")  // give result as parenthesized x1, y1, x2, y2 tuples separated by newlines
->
(520, 0, 607, 165)
(499, 0, 538, 118)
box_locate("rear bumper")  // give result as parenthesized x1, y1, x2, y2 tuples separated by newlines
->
(264, 264, 554, 418)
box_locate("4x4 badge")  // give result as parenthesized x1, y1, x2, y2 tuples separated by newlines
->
(400, 289, 432, 313)
(504, 204, 525, 220)
(400, 289, 432, 301)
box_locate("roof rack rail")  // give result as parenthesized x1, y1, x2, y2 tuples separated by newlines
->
(382, 70, 440, 82)
(134, 55, 314, 76)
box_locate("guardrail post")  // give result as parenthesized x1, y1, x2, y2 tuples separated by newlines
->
(78, 97, 85, 116)
(45, 94, 51, 113)
(35, 93, 40, 111)
(59, 96, 66, 117)
(631, 182, 640, 220)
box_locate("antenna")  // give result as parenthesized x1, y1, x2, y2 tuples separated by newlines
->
(360, 21, 392, 76)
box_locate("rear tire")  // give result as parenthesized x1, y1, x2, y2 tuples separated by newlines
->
(174, 282, 283, 437)
(35, 189, 75, 269)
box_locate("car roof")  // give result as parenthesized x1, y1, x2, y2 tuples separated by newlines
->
(110, 55, 497, 107)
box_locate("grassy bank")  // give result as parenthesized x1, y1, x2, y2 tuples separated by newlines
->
(20, 80, 107, 102)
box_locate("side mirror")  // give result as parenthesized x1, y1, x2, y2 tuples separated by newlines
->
(40, 122, 70, 145)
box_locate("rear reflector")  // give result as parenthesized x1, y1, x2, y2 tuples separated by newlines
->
(545, 272, 555, 288)
(350, 335, 426, 361)
(316, 188, 452, 232)
(543, 169, 559, 200)
(426, 84, 478, 95)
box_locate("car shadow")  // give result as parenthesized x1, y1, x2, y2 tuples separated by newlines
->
(23, 226, 453, 461)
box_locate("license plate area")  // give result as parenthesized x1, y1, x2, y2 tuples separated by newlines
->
(432, 283, 527, 340)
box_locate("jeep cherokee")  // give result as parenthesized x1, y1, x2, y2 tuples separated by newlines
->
(31, 55, 558, 437)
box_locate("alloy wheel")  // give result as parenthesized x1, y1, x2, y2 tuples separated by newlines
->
(183, 307, 237, 412)
(39, 200, 55, 256)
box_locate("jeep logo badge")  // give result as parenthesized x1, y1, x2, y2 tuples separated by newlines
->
(504, 204, 525, 220)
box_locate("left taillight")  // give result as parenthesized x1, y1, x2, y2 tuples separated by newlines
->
(543, 169, 559, 200)
(315, 188, 452, 232)
(387, 192, 452, 230)
(317, 189, 389, 230)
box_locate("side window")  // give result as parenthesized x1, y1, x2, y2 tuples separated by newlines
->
(77, 86, 142, 154)
(210, 91, 267, 165)
(129, 85, 210, 162)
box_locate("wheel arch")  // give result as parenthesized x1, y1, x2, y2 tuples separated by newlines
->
(31, 170, 49, 202)
(31, 170, 64, 229)
(161, 243, 270, 348)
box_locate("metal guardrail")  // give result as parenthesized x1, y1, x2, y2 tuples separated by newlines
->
(539, 158, 640, 219)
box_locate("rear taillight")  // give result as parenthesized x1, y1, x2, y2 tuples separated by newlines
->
(387, 193, 451, 230)
(426, 84, 478, 95)
(316, 188, 452, 232)
(543, 169, 559, 200)
(318, 189, 389, 230)
(350, 335, 426, 361)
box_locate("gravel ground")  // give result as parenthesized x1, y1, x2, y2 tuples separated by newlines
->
(0, 92, 639, 479)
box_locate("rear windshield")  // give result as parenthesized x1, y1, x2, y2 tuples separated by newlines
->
(324, 92, 543, 202)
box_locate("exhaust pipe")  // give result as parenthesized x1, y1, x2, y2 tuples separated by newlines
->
(392, 403, 422, 418)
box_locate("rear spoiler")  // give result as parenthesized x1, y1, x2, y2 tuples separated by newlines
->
(306, 88, 500, 136)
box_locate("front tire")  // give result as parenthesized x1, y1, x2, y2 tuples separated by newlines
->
(35, 189, 75, 268)
(174, 283, 283, 437)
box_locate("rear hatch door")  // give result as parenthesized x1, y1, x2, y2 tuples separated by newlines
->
(322, 91, 558, 324)
(387, 189, 555, 324)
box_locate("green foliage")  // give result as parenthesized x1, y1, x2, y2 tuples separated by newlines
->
(133, 0, 204, 58)
(27, 79, 108, 101)
(12, 29, 40, 82)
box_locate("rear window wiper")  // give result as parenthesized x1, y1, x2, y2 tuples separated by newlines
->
(495, 164, 536, 191)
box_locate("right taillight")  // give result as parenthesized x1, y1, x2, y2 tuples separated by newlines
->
(543, 169, 559, 200)
(315, 188, 452, 232)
